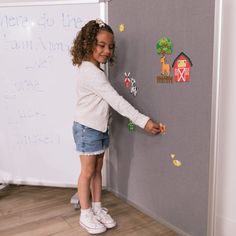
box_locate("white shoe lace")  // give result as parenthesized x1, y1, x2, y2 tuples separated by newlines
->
(84, 211, 104, 228)
(96, 208, 113, 222)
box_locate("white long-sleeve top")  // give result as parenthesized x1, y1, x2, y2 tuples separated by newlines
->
(74, 61, 150, 132)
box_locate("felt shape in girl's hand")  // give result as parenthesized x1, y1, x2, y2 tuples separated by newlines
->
(159, 123, 166, 134)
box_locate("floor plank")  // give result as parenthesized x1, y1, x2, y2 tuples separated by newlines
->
(0, 185, 179, 236)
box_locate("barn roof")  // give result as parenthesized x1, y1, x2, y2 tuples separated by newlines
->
(172, 52, 193, 67)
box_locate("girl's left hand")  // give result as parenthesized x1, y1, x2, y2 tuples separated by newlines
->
(144, 119, 162, 135)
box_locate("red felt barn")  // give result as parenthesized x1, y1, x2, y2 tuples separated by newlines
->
(172, 52, 193, 82)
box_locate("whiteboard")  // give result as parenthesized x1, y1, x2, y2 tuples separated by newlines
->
(0, 1, 106, 187)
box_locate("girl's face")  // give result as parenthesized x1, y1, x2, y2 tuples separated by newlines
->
(90, 31, 114, 66)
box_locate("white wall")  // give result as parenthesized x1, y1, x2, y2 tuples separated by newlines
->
(216, 0, 236, 235)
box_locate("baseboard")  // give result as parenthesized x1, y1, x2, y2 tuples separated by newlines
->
(0, 183, 8, 190)
(108, 187, 190, 236)
(1, 180, 77, 188)
(215, 215, 236, 236)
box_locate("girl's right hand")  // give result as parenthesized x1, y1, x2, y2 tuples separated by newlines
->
(144, 119, 163, 135)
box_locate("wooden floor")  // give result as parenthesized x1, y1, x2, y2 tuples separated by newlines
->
(0, 185, 179, 236)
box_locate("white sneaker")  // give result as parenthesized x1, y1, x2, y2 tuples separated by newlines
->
(94, 208, 117, 229)
(80, 209, 107, 234)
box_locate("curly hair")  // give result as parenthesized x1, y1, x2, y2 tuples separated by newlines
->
(70, 20, 115, 67)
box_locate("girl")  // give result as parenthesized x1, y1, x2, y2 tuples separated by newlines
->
(71, 19, 162, 234)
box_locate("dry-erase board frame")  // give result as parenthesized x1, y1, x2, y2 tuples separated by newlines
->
(0, 0, 108, 187)
(0, 0, 107, 7)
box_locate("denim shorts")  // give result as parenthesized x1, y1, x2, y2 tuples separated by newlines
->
(72, 121, 109, 155)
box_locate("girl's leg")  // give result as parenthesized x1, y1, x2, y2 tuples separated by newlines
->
(90, 153, 104, 202)
(78, 155, 97, 209)
(90, 153, 117, 229)
(78, 155, 107, 234)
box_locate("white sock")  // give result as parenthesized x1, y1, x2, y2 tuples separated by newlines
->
(92, 202, 102, 213)
(80, 207, 91, 216)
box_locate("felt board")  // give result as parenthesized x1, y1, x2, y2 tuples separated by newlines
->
(108, 0, 216, 235)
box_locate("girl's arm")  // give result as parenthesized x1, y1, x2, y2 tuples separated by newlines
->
(89, 71, 162, 135)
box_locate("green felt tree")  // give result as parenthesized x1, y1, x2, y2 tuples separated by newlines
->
(156, 38, 173, 56)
